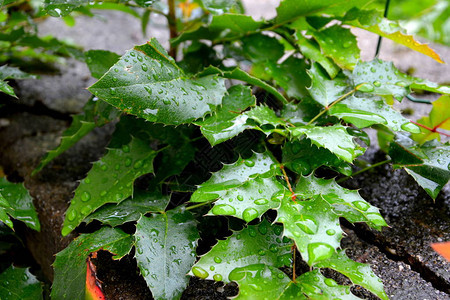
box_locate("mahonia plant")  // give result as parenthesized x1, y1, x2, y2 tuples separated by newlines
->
(1, 0, 449, 299)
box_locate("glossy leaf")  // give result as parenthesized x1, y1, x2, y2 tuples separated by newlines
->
(276, 195, 342, 265)
(44, 0, 89, 17)
(62, 136, 157, 236)
(316, 250, 388, 300)
(195, 85, 256, 146)
(52, 227, 133, 300)
(295, 174, 388, 230)
(242, 34, 284, 63)
(200, 0, 240, 14)
(344, 9, 443, 63)
(282, 139, 352, 176)
(311, 25, 360, 69)
(352, 59, 450, 100)
(267, 57, 311, 99)
(190, 151, 279, 203)
(329, 95, 415, 132)
(0, 178, 40, 231)
(291, 125, 365, 163)
(89, 39, 226, 125)
(190, 220, 292, 282)
(411, 95, 450, 144)
(275, 0, 371, 24)
(207, 176, 285, 222)
(298, 270, 359, 299)
(83, 190, 170, 227)
(307, 63, 347, 107)
(135, 207, 199, 300)
(173, 14, 263, 45)
(199, 66, 288, 105)
(84, 50, 120, 79)
(295, 34, 340, 79)
(0, 266, 43, 300)
(0, 65, 37, 98)
(230, 264, 303, 299)
(389, 135, 450, 199)
(33, 97, 120, 175)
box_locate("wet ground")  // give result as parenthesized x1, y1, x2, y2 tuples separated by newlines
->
(1, 1, 449, 299)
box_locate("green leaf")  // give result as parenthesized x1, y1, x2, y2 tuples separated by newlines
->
(389, 135, 450, 199)
(33, 98, 121, 175)
(62, 136, 157, 236)
(298, 270, 359, 299)
(245, 105, 286, 128)
(275, 0, 371, 25)
(52, 227, 133, 300)
(242, 34, 284, 63)
(282, 139, 352, 176)
(199, 66, 288, 105)
(0, 266, 43, 300)
(295, 34, 340, 79)
(200, 0, 239, 14)
(276, 195, 342, 265)
(229, 264, 303, 299)
(307, 63, 347, 107)
(44, 0, 88, 17)
(195, 85, 256, 146)
(83, 190, 170, 227)
(344, 8, 444, 63)
(134, 0, 156, 8)
(311, 25, 360, 69)
(411, 95, 450, 144)
(135, 207, 199, 300)
(267, 57, 311, 100)
(328, 95, 414, 132)
(190, 220, 292, 282)
(0, 178, 40, 231)
(190, 151, 279, 203)
(88, 39, 226, 125)
(290, 125, 365, 163)
(295, 174, 388, 230)
(352, 59, 449, 100)
(207, 176, 285, 222)
(84, 50, 120, 79)
(316, 250, 388, 300)
(0, 65, 37, 98)
(173, 14, 263, 45)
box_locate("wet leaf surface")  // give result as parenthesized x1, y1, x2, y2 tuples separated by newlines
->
(135, 207, 199, 300)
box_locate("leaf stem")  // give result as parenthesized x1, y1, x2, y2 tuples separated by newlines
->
(411, 121, 450, 138)
(280, 165, 296, 202)
(168, 0, 178, 59)
(292, 244, 297, 282)
(306, 88, 356, 125)
(185, 202, 210, 211)
(336, 159, 392, 183)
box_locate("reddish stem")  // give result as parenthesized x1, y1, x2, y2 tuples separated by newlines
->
(280, 165, 297, 202)
(411, 121, 450, 138)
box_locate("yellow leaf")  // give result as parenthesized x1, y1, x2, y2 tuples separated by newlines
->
(347, 16, 443, 63)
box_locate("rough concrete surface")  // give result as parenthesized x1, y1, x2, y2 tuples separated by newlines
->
(1, 1, 449, 299)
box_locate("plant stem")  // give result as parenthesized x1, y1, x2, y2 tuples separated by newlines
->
(411, 120, 450, 138)
(375, 0, 390, 57)
(306, 88, 356, 125)
(336, 159, 392, 183)
(292, 244, 297, 282)
(280, 165, 297, 201)
(186, 202, 210, 211)
(168, 0, 178, 60)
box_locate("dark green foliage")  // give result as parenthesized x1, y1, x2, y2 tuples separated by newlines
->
(2, 0, 449, 299)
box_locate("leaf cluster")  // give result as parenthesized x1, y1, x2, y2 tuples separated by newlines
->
(0, 0, 449, 299)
